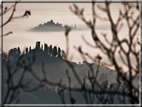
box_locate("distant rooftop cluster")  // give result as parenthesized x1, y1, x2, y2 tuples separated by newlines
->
(30, 20, 77, 32)
(6, 41, 67, 61)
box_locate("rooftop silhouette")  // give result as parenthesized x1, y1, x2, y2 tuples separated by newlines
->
(7, 41, 68, 62)
(4, 41, 117, 74)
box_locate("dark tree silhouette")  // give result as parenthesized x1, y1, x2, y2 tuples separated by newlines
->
(2, 49, 36, 104)
(2, 1, 141, 105)
(1, 1, 32, 105)
(68, 2, 140, 104)
(1, 1, 31, 37)
(26, 2, 140, 104)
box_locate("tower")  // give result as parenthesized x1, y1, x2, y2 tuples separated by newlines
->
(26, 47, 28, 54)
(49, 45, 52, 56)
(44, 43, 48, 52)
(36, 41, 40, 49)
(53, 46, 57, 57)
(18, 47, 21, 55)
(58, 47, 61, 57)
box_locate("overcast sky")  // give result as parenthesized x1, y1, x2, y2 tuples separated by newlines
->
(2, 2, 132, 32)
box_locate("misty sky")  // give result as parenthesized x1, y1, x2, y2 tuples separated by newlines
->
(3, 3, 134, 32)
(2, 2, 140, 71)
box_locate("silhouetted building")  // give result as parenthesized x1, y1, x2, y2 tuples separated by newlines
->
(26, 48, 28, 54)
(53, 46, 57, 57)
(58, 47, 61, 57)
(36, 41, 40, 49)
(44, 43, 48, 52)
(49, 45, 52, 56)
(7, 41, 66, 62)
(18, 47, 21, 55)
(41, 45, 43, 50)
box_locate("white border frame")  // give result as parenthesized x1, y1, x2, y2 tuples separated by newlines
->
(1, 0, 141, 106)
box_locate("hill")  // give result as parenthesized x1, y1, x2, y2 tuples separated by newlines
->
(2, 41, 139, 104)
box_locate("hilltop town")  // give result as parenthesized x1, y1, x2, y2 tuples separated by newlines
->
(5, 41, 67, 62)
(2, 41, 120, 82)
(3, 41, 117, 70)
(29, 20, 77, 32)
